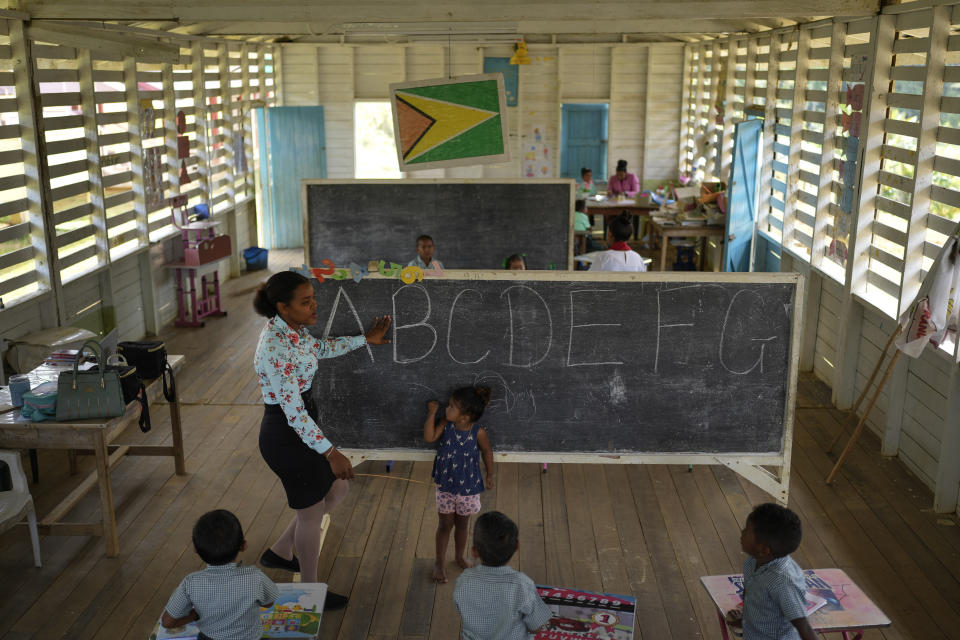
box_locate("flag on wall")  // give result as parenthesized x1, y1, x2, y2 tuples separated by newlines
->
(390, 73, 509, 171)
(896, 232, 960, 360)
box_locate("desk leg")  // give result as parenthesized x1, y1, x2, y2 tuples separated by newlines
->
(715, 610, 731, 640)
(169, 386, 186, 476)
(841, 631, 863, 640)
(94, 431, 119, 557)
(660, 238, 669, 271)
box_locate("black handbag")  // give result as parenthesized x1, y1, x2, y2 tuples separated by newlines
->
(117, 340, 176, 403)
(106, 355, 151, 433)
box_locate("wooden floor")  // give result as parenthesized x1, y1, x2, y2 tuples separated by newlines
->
(2, 250, 959, 640)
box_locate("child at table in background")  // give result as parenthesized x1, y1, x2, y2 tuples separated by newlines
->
(162, 510, 278, 640)
(504, 254, 527, 270)
(589, 212, 647, 272)
(408, 234, 445, 271)
(574, 199, 600, 254)
(576, 166, 598, 198)
(423, 386, 495, 584)
(453, 511, 552, 639)
(725, 504, 818, 640)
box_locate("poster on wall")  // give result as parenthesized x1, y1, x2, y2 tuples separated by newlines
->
(389, 73, 510, 171)
(482, 57, 519, 106)
(523, 124, 552, 178)
(143, 146, 164, 209)
(829, 80, 866, 268)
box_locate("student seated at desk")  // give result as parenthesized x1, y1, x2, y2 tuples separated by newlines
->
(726, 504, 818, 640)
(574, 199, 600, 253)
(576, 167, 598, 198)
(504, 253, 526, 270)
(608, 159, 639, 198)
(408, 234, 445, 271)
(162, 510, 278, 640)
(590, 212, 647, 272)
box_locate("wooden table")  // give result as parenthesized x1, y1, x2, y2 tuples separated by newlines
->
(649, 220, 725, 271)
(0, 355, 186, 557)
(701, 569, 891, 640)
(585, 196, 659, 239)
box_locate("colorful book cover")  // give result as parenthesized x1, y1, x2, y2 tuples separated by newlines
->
(534, 585, 635, 640)
(152, 583, 327, 640)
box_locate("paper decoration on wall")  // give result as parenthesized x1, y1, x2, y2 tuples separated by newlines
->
(522, 124, 551, 178)
(829, 79, 867, 268)
(140, 98, 156, 139)
(482, 57, 519, 106)
(233, 129, 248, 174)
(390, 73, 509, 171)
(143, 146, 164, 208)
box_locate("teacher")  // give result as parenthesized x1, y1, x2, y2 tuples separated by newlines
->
(252, 271, 391, 609)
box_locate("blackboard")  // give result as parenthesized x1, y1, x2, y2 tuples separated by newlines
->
(307, 272, 801, 456)
(302, 180, 573, 271)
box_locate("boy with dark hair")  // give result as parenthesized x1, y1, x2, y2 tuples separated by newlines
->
(162, 510, 279, 640)
(726, 503, 818, 640)
(453, 511, 551, 639)
(408, 234, 444, 270)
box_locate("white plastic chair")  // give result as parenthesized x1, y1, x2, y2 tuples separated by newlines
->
(0, 450, 41, 567)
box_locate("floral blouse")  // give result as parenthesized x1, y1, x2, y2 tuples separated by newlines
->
(254, 315, 366, 454)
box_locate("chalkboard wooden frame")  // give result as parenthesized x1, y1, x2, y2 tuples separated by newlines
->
(301, 178, 576, 271)
(319, 270, 804, 504)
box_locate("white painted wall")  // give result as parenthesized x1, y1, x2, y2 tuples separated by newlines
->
(279, 42, 684, 184)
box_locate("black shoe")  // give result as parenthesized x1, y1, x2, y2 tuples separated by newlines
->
(324, 591, 349, 611)
(260, 549, 301, 572)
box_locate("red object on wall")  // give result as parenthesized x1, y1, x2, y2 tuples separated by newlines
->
(179, 160, 190, 185)
(177, 135, 190, 159)
(177, 110, 187, 134)
(183, 235, 232, 266)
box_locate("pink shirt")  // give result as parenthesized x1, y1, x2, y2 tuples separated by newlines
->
(608, 172, 640, 197)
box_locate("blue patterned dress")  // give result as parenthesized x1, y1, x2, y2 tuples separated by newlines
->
(431, 423, 484, 496)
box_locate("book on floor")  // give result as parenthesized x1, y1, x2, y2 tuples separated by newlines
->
(535, 585, 636, 640)
(152, 583, 327, 640)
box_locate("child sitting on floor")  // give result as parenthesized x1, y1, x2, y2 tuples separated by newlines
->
(453, 511, 552, 639)
(726, 503, 818, 640)
(162, 510, 278, 640)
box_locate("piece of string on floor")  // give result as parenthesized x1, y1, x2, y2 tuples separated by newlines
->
(353, 473, 431, 485)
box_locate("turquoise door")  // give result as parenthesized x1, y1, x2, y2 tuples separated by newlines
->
(257, 106, 326, 248)
(723, 119, 762, 272)
(560, 104, 608, 179)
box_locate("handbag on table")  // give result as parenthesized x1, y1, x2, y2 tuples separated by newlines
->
(117, 340, 176, 402)
(106, 354, 151, 432)
(55, 340, 126, 421)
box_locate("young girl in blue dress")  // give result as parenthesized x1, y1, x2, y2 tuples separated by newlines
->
(423, 386, 494, 583)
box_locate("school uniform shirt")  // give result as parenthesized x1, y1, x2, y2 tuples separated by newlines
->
(741, 555, 808, 640)
(576, 178, 598, 197)
(607, 172, 640, 197)
(574, 211, 592, 231)
(589, 242, 648, 272)
(454, 564, 553, 640)
(254, 314, 366, 454)
(407, 255, 445, 270)
(165, 563, 279, 640)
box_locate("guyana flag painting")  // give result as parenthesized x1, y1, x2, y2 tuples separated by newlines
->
(390, 73, 510, 171)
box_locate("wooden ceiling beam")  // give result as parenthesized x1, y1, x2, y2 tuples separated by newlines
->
(18, 0, 881, 22)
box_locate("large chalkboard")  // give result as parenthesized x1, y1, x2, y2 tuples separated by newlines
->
(302, 180, 573, 271)
(307, 272, 802, 456)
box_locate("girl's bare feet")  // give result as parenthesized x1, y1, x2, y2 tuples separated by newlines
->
(432, 562, 448, 583)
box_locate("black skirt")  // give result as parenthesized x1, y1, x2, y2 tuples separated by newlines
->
(259, 393, 336, 509)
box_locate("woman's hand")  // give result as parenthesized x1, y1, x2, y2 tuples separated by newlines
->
(365, 316, 392, 344)
(325, 448, 355, 480)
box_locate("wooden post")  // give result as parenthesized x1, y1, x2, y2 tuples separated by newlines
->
(783, 27, 811, 258)
(94, 430, 120, 557)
